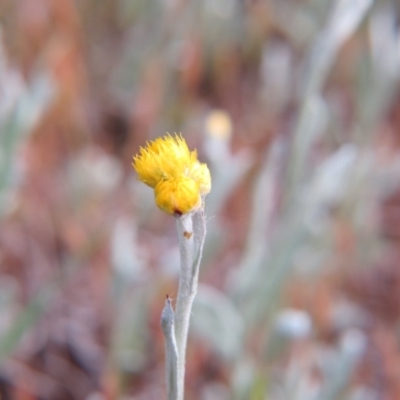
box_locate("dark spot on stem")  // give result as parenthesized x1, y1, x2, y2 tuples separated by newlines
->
(184, 231, 193, 239)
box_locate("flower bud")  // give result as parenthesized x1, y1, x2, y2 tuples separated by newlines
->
(155, 177, 201, 216)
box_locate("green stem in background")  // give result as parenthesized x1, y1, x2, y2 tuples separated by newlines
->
(160, 208, 206, 400)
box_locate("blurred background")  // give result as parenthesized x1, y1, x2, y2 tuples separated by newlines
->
(1, 0, 400, 399)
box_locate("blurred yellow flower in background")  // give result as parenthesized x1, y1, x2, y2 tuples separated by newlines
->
(205, 110, 232, 139)
(132, 134, 211, 215)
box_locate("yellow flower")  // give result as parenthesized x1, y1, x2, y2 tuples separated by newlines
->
(155, 177, 201, 215)
(132, 133, 211, 215)
(132, 134, 197, 188)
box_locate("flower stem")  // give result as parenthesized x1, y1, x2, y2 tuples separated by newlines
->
(173, 209, 206, 399)
(161, 296, 179, 400)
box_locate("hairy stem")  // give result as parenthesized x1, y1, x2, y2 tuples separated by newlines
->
(161, 296, 179, 400)
(174, 209, 206, 399)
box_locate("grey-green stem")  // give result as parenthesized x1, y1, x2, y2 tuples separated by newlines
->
(161, 296, 179, 400)
(173, 208, 206, 399)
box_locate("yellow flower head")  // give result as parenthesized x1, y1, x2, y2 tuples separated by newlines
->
(133, 134, 196, 188)
(132, 133, 211, 216)
(155, 177, 201, 215)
